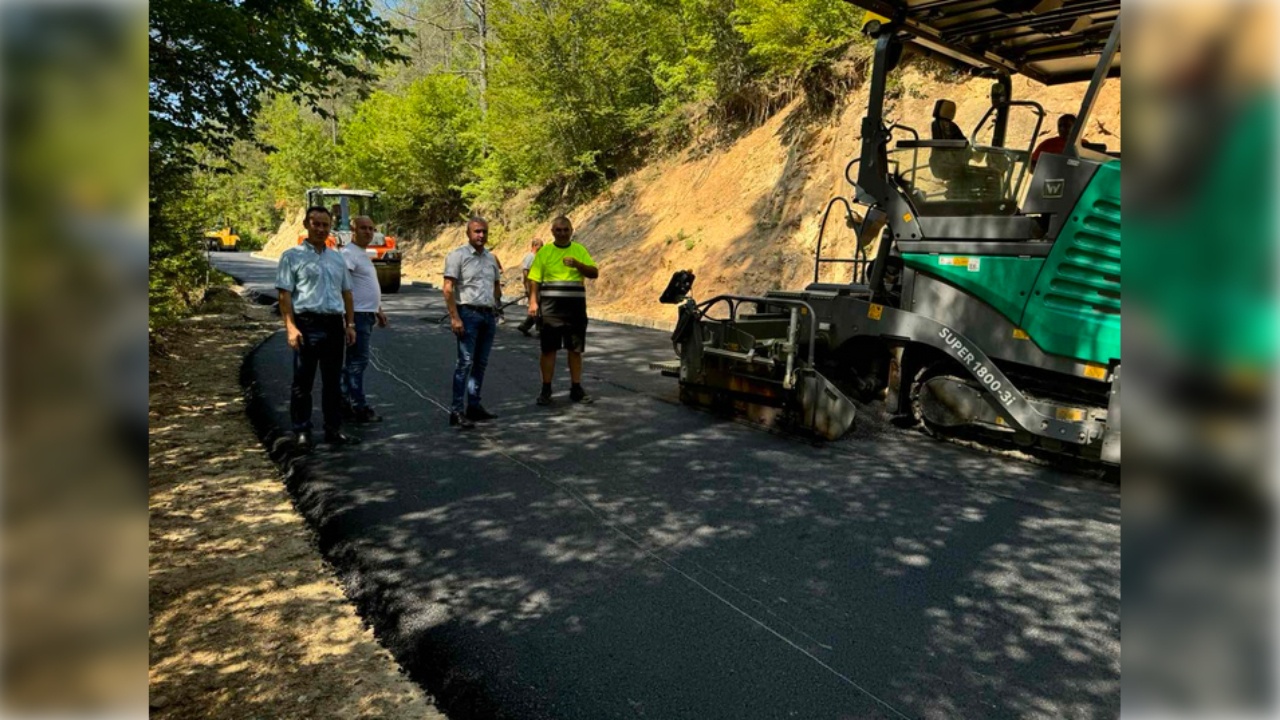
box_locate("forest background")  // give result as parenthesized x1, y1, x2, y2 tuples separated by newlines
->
(149, 0, 907, 323)
(150, 0, 1117, 327)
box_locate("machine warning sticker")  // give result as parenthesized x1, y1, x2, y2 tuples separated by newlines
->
(1082, 364, 1108, 380)
(938, 327, 1016, 408)
(1056, 407, 1085, 422)
(867, 303, 883, 320)
(938, 256, 981, 271)
(1013, 328, 1030, 340)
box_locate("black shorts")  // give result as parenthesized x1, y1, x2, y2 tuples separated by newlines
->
(539, 314, 587, 353)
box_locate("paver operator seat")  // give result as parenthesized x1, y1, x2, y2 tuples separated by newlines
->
(928, 99, 1001, 202)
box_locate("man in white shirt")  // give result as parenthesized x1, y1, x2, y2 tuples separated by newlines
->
(515, 237, 543, 337)
(341, 216, 389, 423)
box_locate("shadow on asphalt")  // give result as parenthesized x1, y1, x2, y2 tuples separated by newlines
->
(241, 303, 1119, 720)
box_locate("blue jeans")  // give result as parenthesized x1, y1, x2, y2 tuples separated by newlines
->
(452, 305, 497, 414)
(341, 312, 377, 409)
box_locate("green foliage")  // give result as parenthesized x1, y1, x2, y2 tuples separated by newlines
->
(149, 0, 409, 325)
(732, 0, 859, 78)
(670, 0, 756, 108)
(341, 74, 483, 222)
(662, 228, 699, 251)
(149, 0, 409, 163)
(479, 0, 678, 196)
(236, 230, 267, 252)
(150, 152, 213, 325)
(191, 140, 282, 237)
(378, 0, 486, 92)
(178, 0, 877, 250)
(257, 95, 338, 210)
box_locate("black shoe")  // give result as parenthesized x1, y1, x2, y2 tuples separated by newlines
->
(323, 431, 361, 446)
(341, 402, 357, 420)
(353, 407, 383, 423)
(449, 412, 476, 429)
(293, 431, 312, 452)
(466, 405, 498, 421)
(570, 386, 594, 404)
(535, 393, 553, 406)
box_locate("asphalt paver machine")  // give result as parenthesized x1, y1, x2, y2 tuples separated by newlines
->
(662, 0, 1121, 464)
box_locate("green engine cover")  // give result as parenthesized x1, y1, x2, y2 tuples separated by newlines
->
(900, 161, 1122, 367)
(1019, 161, 1122, 365)
(901, 254, 1046, 324)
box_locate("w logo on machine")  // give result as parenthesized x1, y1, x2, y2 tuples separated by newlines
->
(1043, 179, 1065, 198)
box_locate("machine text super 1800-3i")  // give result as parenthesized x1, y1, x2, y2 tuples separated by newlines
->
(938, 327, 1016, 406)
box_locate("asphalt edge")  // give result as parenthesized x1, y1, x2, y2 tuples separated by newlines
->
(239, 333, 514, 720)
(226, 263, 490, 718)
(224, 257, 662, 718)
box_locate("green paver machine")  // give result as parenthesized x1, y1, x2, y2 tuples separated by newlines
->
(661, 0, 1121, 463)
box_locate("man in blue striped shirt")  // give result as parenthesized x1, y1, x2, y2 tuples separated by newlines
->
(276, 206, 359, 450)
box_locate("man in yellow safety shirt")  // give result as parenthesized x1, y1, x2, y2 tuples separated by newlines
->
(526, 216, 599, 405)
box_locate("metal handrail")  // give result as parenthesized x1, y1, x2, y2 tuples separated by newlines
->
(812, 197, 868, 285)
(694, 294, 818, 367)
(845, 123, 920, 189)
(970, 100, 1045, 200)
(888, 123, 920, 188)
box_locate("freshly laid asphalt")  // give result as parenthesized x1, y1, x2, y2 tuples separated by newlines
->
(216, 252, 1120, 719)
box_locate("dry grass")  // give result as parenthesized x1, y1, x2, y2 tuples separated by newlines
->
(148, 287, 443, 719)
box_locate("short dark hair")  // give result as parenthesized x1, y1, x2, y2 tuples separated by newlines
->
(552, 215, 571, 225)
(305, 205, 332, 220)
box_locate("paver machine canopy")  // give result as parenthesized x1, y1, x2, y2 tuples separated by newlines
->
(660, 0, 1121, 464)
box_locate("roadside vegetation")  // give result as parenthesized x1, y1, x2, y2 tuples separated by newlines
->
(148, 0, 866, 325)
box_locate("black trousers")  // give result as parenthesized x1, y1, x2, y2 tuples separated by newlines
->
(291, 313, 345, 433)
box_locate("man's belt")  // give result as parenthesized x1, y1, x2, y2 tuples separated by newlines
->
(459, 304, 496, 313)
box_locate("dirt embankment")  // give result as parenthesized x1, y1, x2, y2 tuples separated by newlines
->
(260, 207, 306, 258)
(148, 287, 442, 720)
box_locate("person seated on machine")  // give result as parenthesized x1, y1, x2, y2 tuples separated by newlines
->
(330, 203, 350, 233)
(1031, 114, 1076, 167)
(928, 99, 1002, 201)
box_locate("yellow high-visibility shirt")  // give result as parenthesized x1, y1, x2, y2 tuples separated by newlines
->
(528, 241, 595, 285)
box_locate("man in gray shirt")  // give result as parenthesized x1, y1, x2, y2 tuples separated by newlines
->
(443, 217, 503, 429)
(276, 206, 358, 449)
(516, 237, 543, 337)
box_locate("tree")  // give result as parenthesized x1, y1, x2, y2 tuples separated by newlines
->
(379, 0, 491, 127)
(191, 140, 281, 238)
(148, 0, 409, 324)
(256, 95, 339, 209)
(150, 0, 409, 163)
(481, 0, 680, 195)
(341, 74, 483, 223)
(732, 0, 858, 79)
